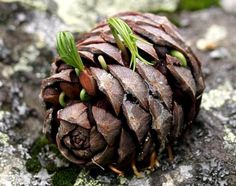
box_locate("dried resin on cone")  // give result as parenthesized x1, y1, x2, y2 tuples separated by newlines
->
(40, 12, 205, 176)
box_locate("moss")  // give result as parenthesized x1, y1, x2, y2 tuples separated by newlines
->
(178, 0, 220, 11)
(52, 166, 80, 186)
(26, 135, 49, 174)
(48, 144, 61, 157)
(30, 135, 49, 156)
(26, 157, 42, 174)
(46, 162, 58, 174)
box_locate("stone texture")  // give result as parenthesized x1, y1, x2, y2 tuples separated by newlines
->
(0, 1, 235, 186)
(221, 0, 236, 14)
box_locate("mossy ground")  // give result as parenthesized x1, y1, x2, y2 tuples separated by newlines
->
(25, 135, 49, 173)
(178, 0, 220, 11)
(25, 135, 84, 185)
(25, 135, 61, 176)
(26, 157, 41, 174)
(30, 135, 49, 156)
(52, 166, 81, 186)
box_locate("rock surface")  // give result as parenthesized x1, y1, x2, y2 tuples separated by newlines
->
(0, 1, 235, 186)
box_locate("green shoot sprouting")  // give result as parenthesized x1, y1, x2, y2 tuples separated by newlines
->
(107, 17, 152, 70)
(56, 31, 85, 72)
(170, 50, 187, 67)
(98, 55, 108, 71)
(80, 89, 91, 101)
(59, 92, 66, 107)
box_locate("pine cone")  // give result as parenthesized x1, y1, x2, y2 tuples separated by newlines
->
(40, 12, 205, 175)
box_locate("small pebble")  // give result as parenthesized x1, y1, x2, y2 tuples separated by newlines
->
(209, 48, 230, 59)
(196, 25, 227, 51)
(221, 0, 236, 14)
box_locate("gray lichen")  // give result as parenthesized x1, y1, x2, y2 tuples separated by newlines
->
(223, 126, 236, 156)
(201, 81, 236, 110)
(0, 132, 32, 185)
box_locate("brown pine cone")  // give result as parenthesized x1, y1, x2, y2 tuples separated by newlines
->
(40, 12, 205, 175)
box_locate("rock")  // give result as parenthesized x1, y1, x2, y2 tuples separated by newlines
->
(0, 1, 236, 185)
(73, 169, 101, 186)
(223, 126, 236, 156)
(0, 132, 32, 185)
(201, 81, 236, 111)
(53, 0, 179, 31)
(221, 0, 236, 14)
(209, 47, 230, 59)
(196, 24, 227, 51)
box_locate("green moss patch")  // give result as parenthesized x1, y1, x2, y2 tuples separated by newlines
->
(46, 162, 58, 174)
(48, 144, 63, 158)
(25, 135, 49, 174)
(26, 157, 42, 174)
(52, 166, 81, 186)
(30, 135, 49, 156)
(178, 0, 220, 11)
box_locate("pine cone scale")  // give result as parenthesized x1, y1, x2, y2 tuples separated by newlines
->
(166, 62, 196, 99)
(89, 127, 107, 154)
(90, 67, 124, 115)
(122, 99, 151, 144)
(56, 133, 88, 164)
(172, 101, 184, 138)
(79, 51, 95, 64)
(117, 128, 136, 164)
(136, 61, 173, 110)
(92, 146, 115, 166)
(57, 103, 91, 129)
(108, 65, 149, 110)
(148, 96, 172, 145)
(92, 106, 121, 146)
(79, 42, 126, 66)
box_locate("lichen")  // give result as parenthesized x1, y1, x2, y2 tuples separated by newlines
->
(0, 132, 32, 185)
(74, 168, 101, 186)
(178, 165, 193, 181)
(224, 126, 236, 143)
(14, 45, 39, 73)
(201, 81, 236, 110)
(1, 0, 47, 11)
(0, 111, 13, 136)
(50, 0, 178, 32)
(0, 131, 9, 146)
(118, 176, 128, 185)
(162, 165, 193, 185)
(223, 126, 236, 156)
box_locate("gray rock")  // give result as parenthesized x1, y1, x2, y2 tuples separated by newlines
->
(209, 48, 231, 59)
(0, 132, 32, 185)
(221, 0, 236, 14)
(0, 1, 236, 185)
